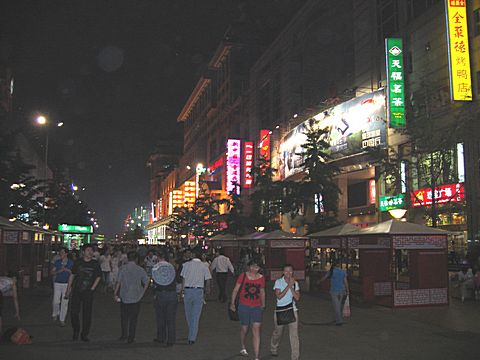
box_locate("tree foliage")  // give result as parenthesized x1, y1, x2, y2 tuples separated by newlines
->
(0, 131, 45, 222)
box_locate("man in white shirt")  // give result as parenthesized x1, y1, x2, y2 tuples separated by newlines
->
(210, 248, 234, 303)
(181, 251, 212, 344)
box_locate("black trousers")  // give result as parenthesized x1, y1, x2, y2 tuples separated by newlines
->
(216, 272, 228, 302)
(71, 290, 94, 336)
(154, 291, 177, 344)
(120, 302, 141, 341)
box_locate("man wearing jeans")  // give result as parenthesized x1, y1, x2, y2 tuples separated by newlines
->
(181, 251, 211, 344)
(322, 261, 349, 325)
(114, 251, 149, 343)
(51, 248, 73, 326)
(270, 264, 300, 359)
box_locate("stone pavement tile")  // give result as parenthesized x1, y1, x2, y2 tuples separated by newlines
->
(1, 285, 479, 359)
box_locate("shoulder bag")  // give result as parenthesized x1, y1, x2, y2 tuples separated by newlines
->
(228, 272, 246, 321)
(275, 302, 296, 325)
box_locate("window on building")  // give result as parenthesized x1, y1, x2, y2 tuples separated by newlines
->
(414, 148, 457, 189)
(407, 51, 413, 74)
(347, 181, 368, 208)
(377, 0, 399, 42)
(407, 0, 442, 21)
(258, 82, 272, 128)
(475, 9, 480, 37)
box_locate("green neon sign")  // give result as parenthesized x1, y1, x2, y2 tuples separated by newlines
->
(386, 38, 405, 128)
(58, 224, 93, 234)
(379, 194, 405, 212)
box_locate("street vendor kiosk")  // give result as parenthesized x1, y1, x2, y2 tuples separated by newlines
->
(354, 220, 449, 307)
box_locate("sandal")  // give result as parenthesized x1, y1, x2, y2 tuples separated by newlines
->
(240, 349, 249, 357)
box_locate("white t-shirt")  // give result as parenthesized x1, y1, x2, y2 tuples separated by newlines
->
(274, 277, 300, 309)
(99, 254, 112, 272)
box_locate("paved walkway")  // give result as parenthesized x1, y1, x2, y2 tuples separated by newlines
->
(1, 282, 479, 360)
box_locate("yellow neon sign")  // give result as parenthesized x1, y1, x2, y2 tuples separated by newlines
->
(445, 0, 472, 101)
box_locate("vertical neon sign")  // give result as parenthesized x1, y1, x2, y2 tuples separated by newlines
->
(259, 130, 271, 162)
(445, 0, 472, 101)
(244, 141, 254, 188)
(226, 139, 241, 195)
(385, 38, 406, 128)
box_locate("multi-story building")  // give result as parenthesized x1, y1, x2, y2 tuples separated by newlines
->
(152, 0, 480, 255)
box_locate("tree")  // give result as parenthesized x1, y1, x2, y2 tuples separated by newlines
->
(300, 120, 342, 232)
(0, 131, 45, 222)
(44, 175, 90, 228)
(125, 225, 145, 242)
(249, 156, 283, 231)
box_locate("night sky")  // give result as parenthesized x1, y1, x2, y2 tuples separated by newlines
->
(1, 0, 244, 236)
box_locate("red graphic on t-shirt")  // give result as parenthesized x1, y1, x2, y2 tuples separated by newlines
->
(237, 274, 265, 307)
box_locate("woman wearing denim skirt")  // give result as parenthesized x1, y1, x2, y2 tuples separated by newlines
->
(230, 259, 265, 360)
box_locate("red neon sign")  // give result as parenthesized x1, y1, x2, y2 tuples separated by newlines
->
(208, 157, 224, 174)
(244, 141, 254, 188)
(259, 130, 271, 161)
(411, 183, 464, 208)
(369, 179, 376, 205)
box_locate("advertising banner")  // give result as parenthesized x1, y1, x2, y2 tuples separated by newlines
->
(244, 141, 254, 188)
(226, 139, 241, 195)
(445, 0, 472, 101)
(379, 194, 405, 212)
(279, 90, 386, 179)
(259, 130, 271, 162)
(411, 183, 464, 208)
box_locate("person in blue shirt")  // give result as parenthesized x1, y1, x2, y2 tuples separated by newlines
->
(270, 264, 300, 359)
(322, 261, 349, 325)
(51, 248, 74, 326)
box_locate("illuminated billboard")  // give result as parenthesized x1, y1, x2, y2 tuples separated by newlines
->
(259, 130, 271, 162)
(379, 194, 405, 212)
(58, 224, 93, 234)
(411, 183, 464, 208)
(445, 0, 472, 101)
(244, 141, 254, 188)
(226, 139, 241, 195)
(385, 38, 405, 127)
(279, 90, 386, 179)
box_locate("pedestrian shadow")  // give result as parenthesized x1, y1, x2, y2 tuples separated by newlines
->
(300, 320, 336, 326)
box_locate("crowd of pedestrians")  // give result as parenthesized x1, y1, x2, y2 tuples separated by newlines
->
(0, 242, 357, 360)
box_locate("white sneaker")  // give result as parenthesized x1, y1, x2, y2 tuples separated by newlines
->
(240, 349, 248, 357)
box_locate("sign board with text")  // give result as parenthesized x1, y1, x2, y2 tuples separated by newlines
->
(385, 38, 406, 127)
(445, 0, 472, 101)
(411, 183, 464, 208)
(379, 194, 405, 212)
(58, 224, 93, 234)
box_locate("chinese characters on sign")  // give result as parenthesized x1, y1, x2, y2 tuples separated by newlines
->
(244, 141, 254, 188)
(445, 0, 472, 101)
(385, 38, 406, 128)
(411, 183, 464, 208)
(226, 139, 241, 195)
(379, 194, 405, 212)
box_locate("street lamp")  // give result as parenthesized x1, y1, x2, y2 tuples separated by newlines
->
(388, 209, 407, 220)
(35, 114, 64, 225)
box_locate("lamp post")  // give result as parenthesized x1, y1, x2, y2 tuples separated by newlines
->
(35, 115, 64, 224)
